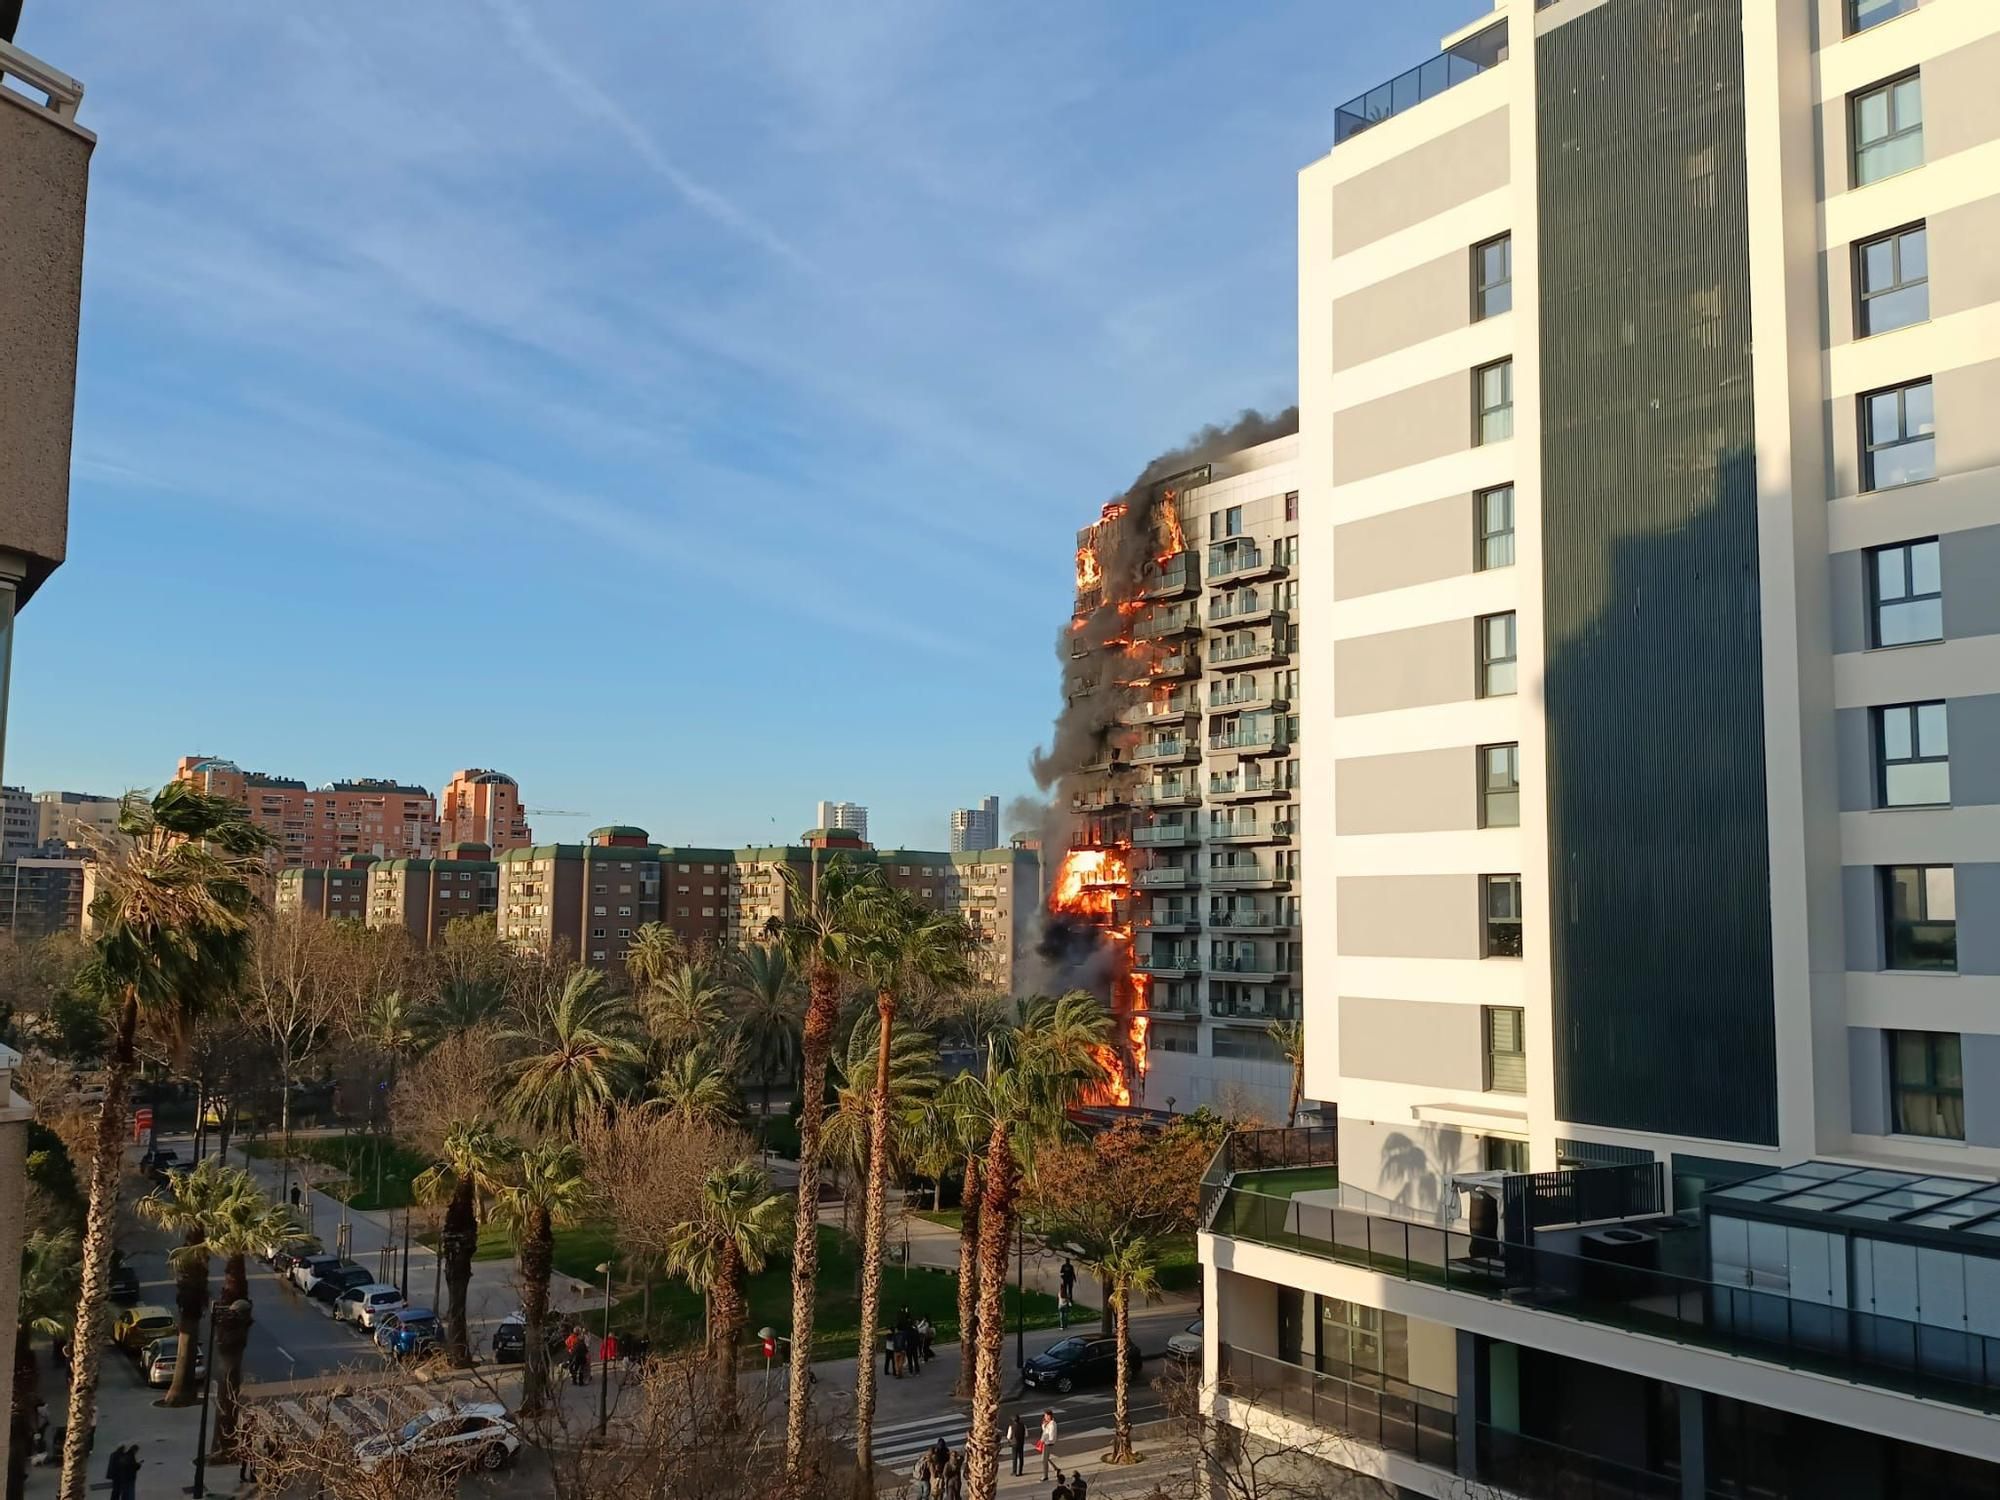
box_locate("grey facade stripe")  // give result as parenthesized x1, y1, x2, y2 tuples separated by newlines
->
(1963, 1033, 2000, 1148)
(1828, 547, 1869, 657)
(1958, 864, 2000, 976)
(1848, 1027, 1889, 1139)
(1537, 0, 1777, 1146)
(1842, 865, 1886, 974)
(1835, 707, 1875, 814)
(1328, 108, 1511, 259)
(1941, 525, 2000, 640)
(1331, 251, 1474, 373)
(1332, 494, 1477, 600)
(1948, 696, 2000, 809)
(1337, 995, 1484, 1091)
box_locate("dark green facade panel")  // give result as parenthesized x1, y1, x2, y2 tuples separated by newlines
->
(1537, 0, 1778, 1145)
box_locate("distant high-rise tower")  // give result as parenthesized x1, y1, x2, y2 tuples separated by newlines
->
(949, 795, 1000, 853)
(814, 800, 869, 843)
(439, 769, 534, 854)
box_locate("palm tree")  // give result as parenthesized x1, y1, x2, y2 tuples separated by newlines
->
(650, 1044, 742, 1130)
(1268, 1019, 1305, 1128)
(206, 1190, 299, 1459)
(662, 1161, 791, 1398)
(821, 1016, 940, 1200)
(774, 854, 876, 1482)
(931, 1071, 988, 1401)
(730, 943, 802, 1127)
(847, 894, 972, 1494)
(60, 784, 268, 1500)
(12, 1231, 79, 1500)
(365, 988, 422, 1094)
(961, 994, 1111, 1500)
(135, 1159, 255, 1405)
(1095, 1236, 1162, 1463)
(501, 967, 645, 1134)
(493, 1141, 592, 1414)
(412, 1121, 515, 1366)
(418, 974, 505, 1045)
(623, 921, 684, 997)
(640, 956, 730, 1061)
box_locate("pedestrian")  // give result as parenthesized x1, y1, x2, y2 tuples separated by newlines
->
(1006, 1412, 1026, 1477)
(599, 1329, 619, 1368)
(913, 1448, 934, 1500)
(945, 1447, 964, 1500)
(1072, 1470, 1089, 1500)
(104, 1444, 123, 1500)
(1057, 1287, 1072, 1329)
(573, 1337, 592, 1387)
(1051, 1468, 1073, 1500)
(1040, 1409, 1059, 1481)
(1059, 1259, 1076, 1302)
(884, 1329, 898, 1378)
(917, 1314, 935, 1363)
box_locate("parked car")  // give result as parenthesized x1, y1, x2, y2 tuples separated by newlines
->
(109, 1261, 142, 1306)
(289, 1253, 341, 1293)
(1022, 1335, 1140, 1394)
(335, 1284, 405, 1329)
(270, 1239, 324, 1276)
(1166, 1319, 1203, 1364)
(353, 1402, 518, 1475)
(380, 1309, 442, 1361)
(112, 1306, 177, 1355)
(490, 1313, 565, 1366)
(139, 1147, 180, 1184)
(309, 1264, 375, 1306)
(143, 1335, 206, 1389)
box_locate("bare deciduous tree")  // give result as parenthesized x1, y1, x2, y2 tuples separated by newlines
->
(238, 913, 358, 1199)
(388, 1025, 507, 1161)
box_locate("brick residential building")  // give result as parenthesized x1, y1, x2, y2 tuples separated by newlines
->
(366, 842, 499, 944)
(438, 769, 534, 854)
(175, 756, 437, 867)
(274, 853, 377, 921)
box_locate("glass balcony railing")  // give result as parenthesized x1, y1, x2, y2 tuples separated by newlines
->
(1475, 1426, 1680, 1500)
(1208, 1185, 2000, 1415)
(1334, 21, 1509, 146)
(1209, 638, 1287, 667)
(1217, 1345, 1457, 1473)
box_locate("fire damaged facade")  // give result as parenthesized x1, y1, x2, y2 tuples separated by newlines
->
(1038, 424, 1302, 1119)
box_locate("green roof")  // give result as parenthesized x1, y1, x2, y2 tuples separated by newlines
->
(589, 825, 650, 840)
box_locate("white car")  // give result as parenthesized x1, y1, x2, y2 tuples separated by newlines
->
(353, 1403, 520, 1475)
(290, 1254, 341, 1292)
(143, 1335, 206, 1389)
(1166, 1318, 1203, 1364)
(335, 1283, 405, 1328)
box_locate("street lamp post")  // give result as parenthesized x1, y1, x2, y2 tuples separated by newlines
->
(595, 1261, 612, 1436)
(187, 1299, 247, 1499)
(1014, 1215, 1025, 1371)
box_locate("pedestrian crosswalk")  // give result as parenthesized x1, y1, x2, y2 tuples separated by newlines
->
(249, 1385, 426, 1444)
(865, 1396, 1125, 1473)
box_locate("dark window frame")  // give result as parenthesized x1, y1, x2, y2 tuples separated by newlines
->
(1867, 537, 1942, 648)
(1888, 1029, 1963, 1140)
(1860, 377, 1935, 491)
(1855, 222, 1928, 337)
(1477, 485, 1516, 570)
(1478, 612, 1518, 698)
(1847, 0, 1919, 38)
(1481, 874, 1523, 959)
(1474, 359, 1514, 445)
(1850, 71, 1924, 187)
(1473, 234, 1513, 320)
(1484, 1005, 1527, 1093)
(1881, 864, 1956, 972)
(1875, 700, 1950, 808)
(1479, 743, 1520, 829)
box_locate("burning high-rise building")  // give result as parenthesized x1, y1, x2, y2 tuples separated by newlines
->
(1032, 415, 1303, 1118)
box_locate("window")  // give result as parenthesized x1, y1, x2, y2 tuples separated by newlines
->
(1284, 491, 1299, 522)
(1474, 234, 1512, 319)
(1209, 505, 1243, 541)
(1483, 1136, 1530, 1173)
(1861, 378, 1934, 489)
(1877, 702, 1949, 806)
(1482, 875, 1523, 958)
(1890, 1030, 1963, 1139)
(1856, 224, 1927, 335)
(1477, 486, 1515, 570)
(591, 950, 607, 961)
(1475, 360, 1514, 444)
(1478, 612, 1518, 697)
(1870, 539, 1942, 646)
(592, 905, 606, 916)
(1484, 1006, 1527, 1093)
(1849, 0, 1917, 34)
(1882, 865, 1956, 971)
(1481, 744, 1520, 828)
(1852, 74, 1923, 186)
(591, 927, 605, 938)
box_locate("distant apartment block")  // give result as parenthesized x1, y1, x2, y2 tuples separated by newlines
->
(438, 769, 534, 854)
(0, 788, 30, 864)
(814, 800, 869, 842)
(949, 794, 1001, 853)
(32, 788, 119, 849)
(366, 842, 499, 944)
(274, 854, 377, 922)
(0, 855, 85, 940)
(176, 756, 436, 868)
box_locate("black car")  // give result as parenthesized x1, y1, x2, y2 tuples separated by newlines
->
(309, 1264, 375, 1305)
(139, 1147, 180, 1185)
(109, 1262, 141, 1306)
(1022, 1335, 1140, 1394)
(491, 1316, 567, 1365)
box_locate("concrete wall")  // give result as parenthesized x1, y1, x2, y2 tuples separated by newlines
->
(1335, 874, 1480, 959)
(1334, 621, 1476, 717)
(1335, 748, 1477, 834)
(1332, 496, 1476, 599)
(1338, 995, 1485, 1091)
(1329, 109, 1511, 257)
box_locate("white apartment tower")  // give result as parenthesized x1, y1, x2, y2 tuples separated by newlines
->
(1201, 1, 2000, 1495)
(813, 800, 869, 843)
(949, 795, 1001, 853)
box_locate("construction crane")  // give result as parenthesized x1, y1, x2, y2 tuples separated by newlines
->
(525, 807, 587, 818)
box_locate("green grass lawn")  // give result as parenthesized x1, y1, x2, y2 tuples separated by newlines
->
(244, 1133, 429, 1211)
(1233, 1166, 1339, 1198)
(754, 1115, 801, 1160)
(463, 1219, 1080, 1361)
(1155, 1233, 1199, 1293)
(913, 1208, 962, 1230)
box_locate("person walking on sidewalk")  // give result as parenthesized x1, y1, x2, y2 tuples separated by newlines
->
(1057, 1287, 1072, 1329)
(1039, 1410, 1059, 1481)
(1059, 1259, 1076, 1303)
(1006, 1413, 1026, 1477)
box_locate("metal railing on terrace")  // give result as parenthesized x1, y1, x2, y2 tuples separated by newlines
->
(1208, 1182, 2000, 1414)
(1333, 20, 1508, 146)
(1217, 1346, 1457, 1471)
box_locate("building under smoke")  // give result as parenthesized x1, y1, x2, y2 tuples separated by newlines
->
(1031, 411, 1303, 1116)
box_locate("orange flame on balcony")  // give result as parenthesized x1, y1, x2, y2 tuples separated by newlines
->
(1156, 488, 1187, 561)
(1075, 543, 1103, 594)
(1048, 846, 1150, 1107)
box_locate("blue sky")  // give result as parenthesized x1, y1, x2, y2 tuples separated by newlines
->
(10, 0, 1475, 851)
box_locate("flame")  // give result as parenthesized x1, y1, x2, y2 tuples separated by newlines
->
(1075, 543, 1103, 593)
(1048, 847, 1150, 1107)
(1157, 489, 1187, 561)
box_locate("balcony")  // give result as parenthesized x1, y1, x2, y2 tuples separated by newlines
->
(1207, 592, 1278, 629)
(1205, 1139, 2000, 1419)
(1207, 544, 1285, 584)
(1135, 736, 1199, 765)
(1216, 1345, 1457, 1474)
(1134, 602, 1202, 641)
(1209, 635, 1288, 669)
(1210, 990, 1298, 1019)
(1137, 950, 1202, 978)
(1147, 907, 1202, 934)
(1138, 783, 1201, 810)
(1145, 651, 1200, 681)
(1135, 866, 1193, 890)
(1208, 819, 1291, 846)
(1070, 785, 1134, 814)
(1145, 552, 1200, 599)
(1208, 724, 1290, 755)
(1209, 684, 1287, 714)
(1208, 863, 1287, 890)
(1333, 19, 1507, 146)
(1132, 820, 1200, 848)
(1121, 696, 1200, 728)
(1208, 908, 1288, 935)
(1209, 774, 1286, 803)
(1209, 954, 1292, 984)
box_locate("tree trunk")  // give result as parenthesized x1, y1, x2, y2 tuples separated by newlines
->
(712, 1245, 744, 1402)
(849, 988, 897, 1498)
(59, 988, 139, 1500)
(1108, 1279, 1135, 1463)
(961, 1121, 1016, 1500)
(162, 1228, 209, 1406)
(1287, 1058, 1303, 1131)
(278, 1071, 294, 1209)
(210, 1256, 253, 1458)
(519, 1208, 554, 1415)
(932, 1179, 942, 1213)
(952, 1153, 980, 1400)
(442, 1181, 476, 1367)
(1099, 1274, 1113, 1337)
(782, 960, 840, 1490)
